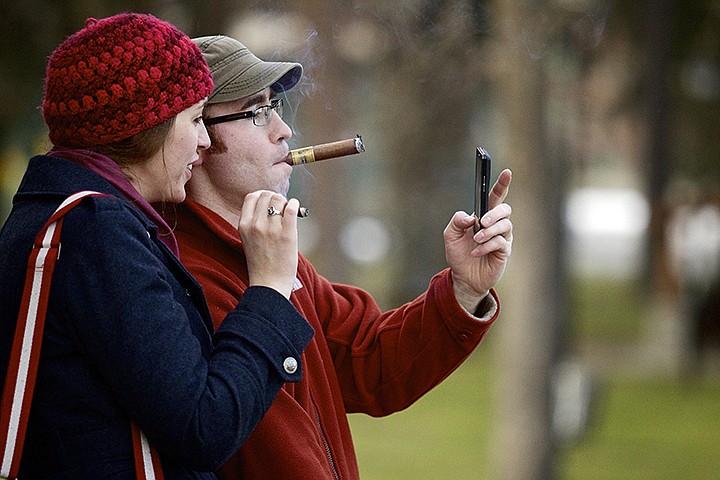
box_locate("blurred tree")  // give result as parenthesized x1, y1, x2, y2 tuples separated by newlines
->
(353, 0, 494, 304)
(608, 0, 720, 371)
(186, 0, 244, 35)
(276, 0, 360, 284)
(0, 1, 163, 144)
(489, 0, 562, 478)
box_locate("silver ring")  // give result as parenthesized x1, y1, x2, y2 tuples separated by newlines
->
(267, 206, 281, 217)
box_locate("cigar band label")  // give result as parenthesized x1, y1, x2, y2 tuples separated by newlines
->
(291, 147, 316, 165)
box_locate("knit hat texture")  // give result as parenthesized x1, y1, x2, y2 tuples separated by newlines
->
(42, 13, 214, 147)
(193, 35, 302, 105)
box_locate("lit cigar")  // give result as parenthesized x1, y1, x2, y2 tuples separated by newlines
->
(269, 205, 309, 218)
(287, 135, 365, 165)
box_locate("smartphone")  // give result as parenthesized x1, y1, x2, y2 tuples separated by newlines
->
(474, 146, 492, 233)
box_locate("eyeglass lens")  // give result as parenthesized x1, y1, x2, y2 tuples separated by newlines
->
(254, 99, 283, 126)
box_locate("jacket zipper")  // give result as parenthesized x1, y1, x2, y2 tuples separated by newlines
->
(312, 399, 340, 479)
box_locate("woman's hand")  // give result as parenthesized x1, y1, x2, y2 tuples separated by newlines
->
(238, 190, 300, 299)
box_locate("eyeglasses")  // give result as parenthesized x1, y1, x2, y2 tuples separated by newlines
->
(203, 98, 284, 127)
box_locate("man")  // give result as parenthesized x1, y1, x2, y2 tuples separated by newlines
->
(172, 34, 513, 479)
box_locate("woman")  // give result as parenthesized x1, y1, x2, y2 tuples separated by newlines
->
(0, 13, 312, 479)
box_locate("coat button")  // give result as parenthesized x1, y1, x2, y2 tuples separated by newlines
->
(283, 357, 298, 374)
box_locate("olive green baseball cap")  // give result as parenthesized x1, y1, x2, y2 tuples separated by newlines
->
(193, 35, 303, 105)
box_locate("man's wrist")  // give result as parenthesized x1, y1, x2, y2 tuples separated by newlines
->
(451, 276, 489, 314)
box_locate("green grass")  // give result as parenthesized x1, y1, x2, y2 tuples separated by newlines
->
(567, 275, 646, 342)
(350, 363, 720, 479)
(348, 276, 720, 479)
(349, 351, 495, 480)
(559, 378, 720, 480)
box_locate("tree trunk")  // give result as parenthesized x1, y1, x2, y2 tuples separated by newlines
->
(491, 0, 562, 478)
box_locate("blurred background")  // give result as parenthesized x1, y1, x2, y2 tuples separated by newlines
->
(1, 0, 719, 478)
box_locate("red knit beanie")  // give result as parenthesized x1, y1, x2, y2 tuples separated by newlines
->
(42, 13, 214, 147)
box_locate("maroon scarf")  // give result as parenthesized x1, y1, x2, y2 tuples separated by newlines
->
(48, 146, 180, 256)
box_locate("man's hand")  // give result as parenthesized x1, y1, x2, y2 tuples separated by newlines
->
(444, 169, 513, 313)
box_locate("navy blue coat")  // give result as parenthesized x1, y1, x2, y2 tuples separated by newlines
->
(0, 155, 314, 478)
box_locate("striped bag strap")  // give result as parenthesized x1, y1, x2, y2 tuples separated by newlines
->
(0, 191, 164, 480)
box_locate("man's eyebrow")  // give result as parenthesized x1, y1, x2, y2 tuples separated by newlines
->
(238, 92, 269, 111)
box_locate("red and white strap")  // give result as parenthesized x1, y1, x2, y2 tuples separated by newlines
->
(0, 191, 163, 479)
(132, 423, 165, 480)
